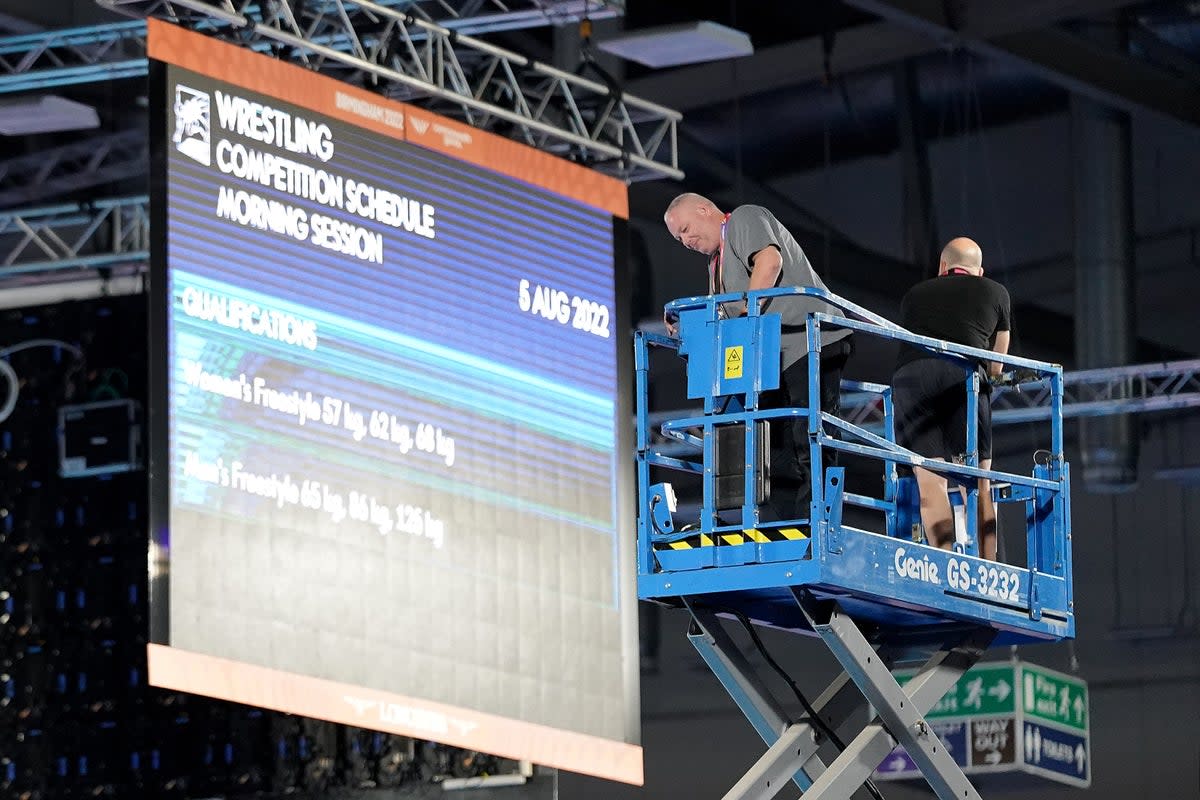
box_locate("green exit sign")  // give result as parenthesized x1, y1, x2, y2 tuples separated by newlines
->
(1021, 663, 1088, 732)
(897, 662, 1016, 719)
(895, 661, 1088, 729)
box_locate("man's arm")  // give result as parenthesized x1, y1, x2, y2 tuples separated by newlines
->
(723, 207, 782, 313)
(990, 329, 1011, 377)
(724, 247, 781, 317)
(729, 245, 782, 317)
(747, 246, 783, 290)
(990, 284, 1013, 377)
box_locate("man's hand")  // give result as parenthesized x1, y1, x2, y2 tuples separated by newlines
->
(664, 311, 678, 337)
(989, 367, 1041, 387)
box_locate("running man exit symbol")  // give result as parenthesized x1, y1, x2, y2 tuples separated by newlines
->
(724, 346, 743, 379)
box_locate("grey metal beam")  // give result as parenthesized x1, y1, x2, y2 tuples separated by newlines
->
(893, 58, 937, 271)
(1130, 19, 1200, 84)
(0, 130, 147, 206)
(0, 196, 148, 278)
(624, 0, 1136, 112)
(793, 594, 995, 800)
(1071, 67, 1139, 488)
(685, 607, 792, 741)
(844, 0, 1200, 127)
(992, 25, 1200, 125)
(0, 11, 45, 35)
(683, 603, 885, 800)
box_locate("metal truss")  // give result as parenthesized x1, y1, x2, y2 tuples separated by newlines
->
(93, 0, 679, 181)
(0, 196, 149, 280)
(0, 20, 148, 93)
(99, 0, 627, 38)
(838, 361, 1200, 429)
(990, 360, 1200, 423)
(0, 130, 148, 207)
(1, 2, 623, 93)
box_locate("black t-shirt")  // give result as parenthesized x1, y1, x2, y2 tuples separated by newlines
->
(895, 274, 1011, 369)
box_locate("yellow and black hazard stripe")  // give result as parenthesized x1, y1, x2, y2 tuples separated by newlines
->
(656, 527, 808, 550)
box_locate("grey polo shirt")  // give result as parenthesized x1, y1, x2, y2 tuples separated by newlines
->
(719, 204, 852, 369)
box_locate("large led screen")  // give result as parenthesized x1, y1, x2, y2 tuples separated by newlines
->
(145, 19, 640, 784)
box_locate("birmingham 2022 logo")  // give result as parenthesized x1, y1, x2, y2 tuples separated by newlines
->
(172, 84, 211, 166)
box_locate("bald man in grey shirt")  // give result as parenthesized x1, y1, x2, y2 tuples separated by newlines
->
(665, 193, 853, 521)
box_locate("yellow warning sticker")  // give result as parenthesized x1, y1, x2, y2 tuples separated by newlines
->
(724, 345, 744, 379)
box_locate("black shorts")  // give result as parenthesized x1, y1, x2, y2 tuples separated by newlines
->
(893, 359, 992, 461)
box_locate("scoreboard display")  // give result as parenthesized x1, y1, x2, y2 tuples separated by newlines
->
(146, 19, 640, 784)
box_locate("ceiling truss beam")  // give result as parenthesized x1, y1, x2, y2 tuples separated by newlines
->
(843, 0, 1200, 127)
(0, 1, 622, 91)
(0, 195, 149, 278)
(0, 129, 148, 207)
(91, 0, 679, 180)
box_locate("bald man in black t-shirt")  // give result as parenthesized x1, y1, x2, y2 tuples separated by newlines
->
(893, 237, 1011, 560)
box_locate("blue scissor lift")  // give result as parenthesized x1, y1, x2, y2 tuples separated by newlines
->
(635, 288, 1074, 800)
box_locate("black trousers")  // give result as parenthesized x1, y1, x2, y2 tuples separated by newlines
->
(893, 358, 993, 461)
(759, 337, 853, 522)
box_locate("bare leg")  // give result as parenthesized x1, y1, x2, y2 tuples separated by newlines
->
(914, 463, 954, 549)
(977, 458, 997, 561)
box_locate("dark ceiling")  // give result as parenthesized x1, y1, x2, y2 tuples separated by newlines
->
(6, 0, 1200, 200)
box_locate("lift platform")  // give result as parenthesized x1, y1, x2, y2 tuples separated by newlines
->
(635, 288, 1074, 800)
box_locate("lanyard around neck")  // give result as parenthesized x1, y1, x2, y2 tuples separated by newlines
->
(708, 212, 733, 295)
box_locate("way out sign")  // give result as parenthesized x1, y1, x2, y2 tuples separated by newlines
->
(971, 717, 1015, 768)
(875, 659, 1090, 788)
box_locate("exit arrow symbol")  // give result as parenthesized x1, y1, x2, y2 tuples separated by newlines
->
(1072, 695, 1085, 721)
(987, 680, 1011, 703)
(1074, 743, 1086, 773)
